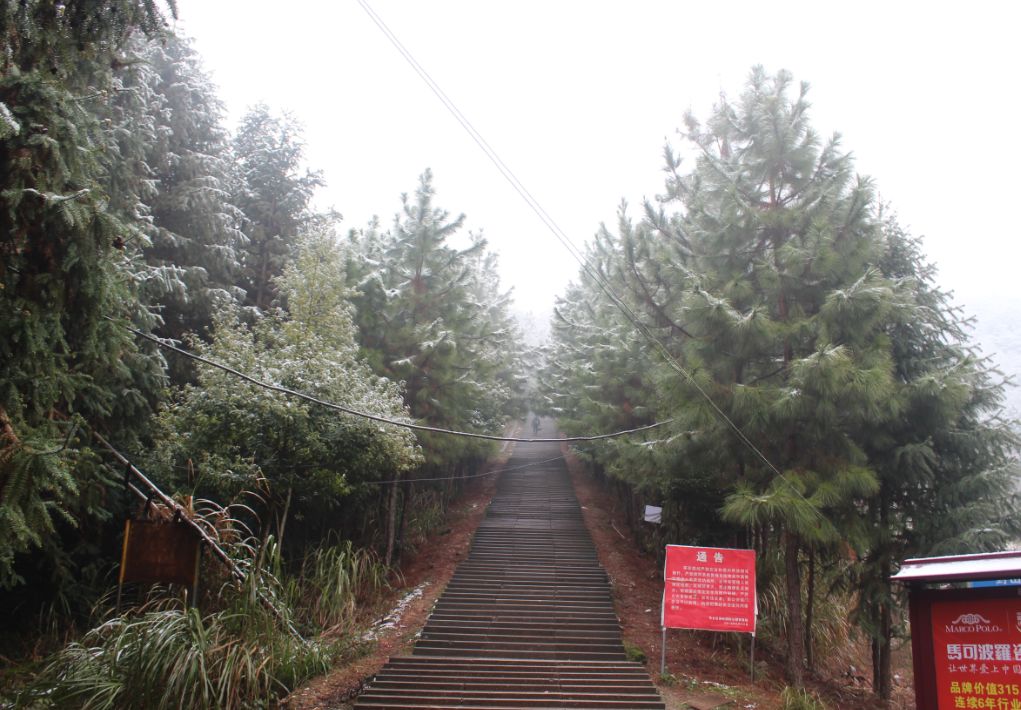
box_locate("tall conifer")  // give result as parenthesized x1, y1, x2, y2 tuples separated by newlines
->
(347, 171, 525, 562)
(543, 68, 1018, 693)
(232, 104, 322, 312)
(0, 1, 175, 587)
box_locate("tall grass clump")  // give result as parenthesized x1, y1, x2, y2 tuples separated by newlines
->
(20, 498, 391, 709)
(24, 596, 334, 710)
(278, 538, 389, 634)
(756, 572, 854, 669)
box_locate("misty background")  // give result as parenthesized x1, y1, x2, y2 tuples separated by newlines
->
(174, 0, 1021, 416)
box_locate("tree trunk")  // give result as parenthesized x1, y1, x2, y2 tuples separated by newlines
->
(877, 561, 893, 702)
(872, 630, 881, 695)
(276, 485, 293, 549)
(784, 530, 805, 687)
(254, 239, 269, 310)
(394, 481, 411, 564)
(878, 597, 892, 703)
(805, 545, 815, 673)
(872, 493, 893, 704)
(384, 475, 401, 567)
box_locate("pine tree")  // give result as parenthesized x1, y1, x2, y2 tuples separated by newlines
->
(541, 67, 1020, 697)
(347, 170, 526, 562)
(232, 104, 323, 312)
(350, 170, 523, 445)
(648, 69, 902, 685)
(545, 67, 904, 685)
(852, 213, 1020, 699)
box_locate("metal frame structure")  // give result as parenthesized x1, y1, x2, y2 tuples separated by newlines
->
(893, 551, 1021, 709)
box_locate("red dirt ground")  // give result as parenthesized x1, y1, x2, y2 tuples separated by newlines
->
(285, 437, 913, 709)
(561, 444, 916, 710)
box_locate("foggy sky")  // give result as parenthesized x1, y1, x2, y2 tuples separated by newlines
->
(174, 1, 1021, 319)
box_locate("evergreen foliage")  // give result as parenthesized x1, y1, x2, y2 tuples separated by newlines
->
(1, 5, 531, 699)
(139, 33, 245, 347)
(12, 5, 1009, 701)
(0, 1, 175, 588)
(232, 104, 323, 312)
(541, 67, 1019, 696)
(348, 170, 527, 463)
(851, 213, 1020, 696)
(148, 229, 421, 549)
(346, 170, 526, 562)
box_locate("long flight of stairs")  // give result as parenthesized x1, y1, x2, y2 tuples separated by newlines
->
(354, 435, 665, 709)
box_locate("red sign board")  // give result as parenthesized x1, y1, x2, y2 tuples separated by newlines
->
(931, 597, 1021, 709)
(662, 545, 756, 634)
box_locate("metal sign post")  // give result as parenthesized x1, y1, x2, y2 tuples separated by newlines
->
(750, 633, 755, 682)
(660, 544, 757, 680)
(661, 627, 667, 676)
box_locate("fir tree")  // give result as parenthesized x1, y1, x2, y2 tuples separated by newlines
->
(0, 1, 175, 588)
(232, 104, 323, 312)
(140, 33, 245, 347)
(347, 170, 526, 562)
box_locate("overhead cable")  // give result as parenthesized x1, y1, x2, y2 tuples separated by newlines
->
(355, 0, 791, 484)
(363, 454, 566, 485)
(118, 321, 673, 443)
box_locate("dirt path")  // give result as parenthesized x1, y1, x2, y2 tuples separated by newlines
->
(562, 444, 918, 710)
(561, 443, 780, 710)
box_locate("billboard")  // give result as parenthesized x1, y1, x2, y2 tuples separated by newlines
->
(662, 545, 756, 634)
(931, 597, 1021, 709)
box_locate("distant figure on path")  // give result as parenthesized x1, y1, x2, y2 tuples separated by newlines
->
(532, 415, 541, 435)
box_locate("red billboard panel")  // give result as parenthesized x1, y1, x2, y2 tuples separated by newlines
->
(662, 545, 756, 634)
(931, 597, 1021, 709)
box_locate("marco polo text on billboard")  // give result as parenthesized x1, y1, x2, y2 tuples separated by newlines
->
(931, 598, 1021, 709)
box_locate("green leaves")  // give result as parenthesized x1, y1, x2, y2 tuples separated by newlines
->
(347, 171, 526, 465)
(233, 105, 324, 313)
(542, 67, 1019, 691)
(150, 229, 420, 544)
(1, 4, 174, 589)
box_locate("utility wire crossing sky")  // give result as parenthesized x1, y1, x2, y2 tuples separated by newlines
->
(175, 0, 1021, 319)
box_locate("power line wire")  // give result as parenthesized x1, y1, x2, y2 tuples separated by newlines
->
(355, 0, 792, 486)
(363, 454, 565, 485)
(118, 320, 673, 443)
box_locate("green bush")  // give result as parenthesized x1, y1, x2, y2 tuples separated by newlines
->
(623, 641, 647, 663)
(20, 531, 390, 709)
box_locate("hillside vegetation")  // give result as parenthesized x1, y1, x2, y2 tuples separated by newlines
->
(538, 68, 1020, 701)
(1, 4, 1016, 707)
